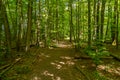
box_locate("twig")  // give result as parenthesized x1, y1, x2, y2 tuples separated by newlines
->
(0, 64, 10, 70)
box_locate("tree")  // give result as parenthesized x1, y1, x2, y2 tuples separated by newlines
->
(88, 0, 91, 47)
(0, 0, 11, 53)
(16, 0, 23, 51)
(69, 0, 73, 42)
(96, 0, 100, 41)
(0, 2, 2, 49)
(100, 0, 106, 40)
(25, 0, 33, 52)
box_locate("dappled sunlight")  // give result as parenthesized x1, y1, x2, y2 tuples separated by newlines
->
(60, 56, 73, 60)
(50, 56, 75, 70)
(50, 40, 73, 48)
(40, 53, 50, 58)
(81, 65, 86, 68)
(52, 76, 61, 80)
(97, 64, 120, 76)
(59, 61, 65, 65)
(41, 70, 61, 80)
(60, 56, 75, 66)
(42, 70, 54, 77)
(66, 61, 75, 65)
(56, 44, 73, 48)
(31, 76, 41, 80)
(37, 53, 50, 60)
(50, 62, 62, 69)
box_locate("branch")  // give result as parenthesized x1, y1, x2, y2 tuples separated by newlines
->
(0, 58, 21, 77)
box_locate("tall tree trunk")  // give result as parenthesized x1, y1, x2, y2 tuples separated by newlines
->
(25, 0, 33, 52)
(114, 0, 118, 49)
(92, 0, 96, 41)
(36, 0, 41, 46)
(100, 0, 106, 40)
(0, 2, 2, 48)
(56, 0, 59, 41)
(0, 0, 11, 52)
(69, 0, 73, 42)
(61, 0, 65, 39)
(88, 0, 91, 47)
(96, 0, 100, 41)
(75, 0, 81, 50)
(16, 0, 23, 51)
(105, 0, 111, 40)
(111, 0, 118, 45)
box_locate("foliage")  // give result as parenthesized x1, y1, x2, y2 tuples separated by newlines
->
(84, 45, 110, 66)
(92, 71, 108, 80)
(15, 65, 31, 74)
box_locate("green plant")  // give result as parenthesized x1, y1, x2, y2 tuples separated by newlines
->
(93, 71, 107, 80)
(84, 46, 110, 66)
(15, 65, 31, 74)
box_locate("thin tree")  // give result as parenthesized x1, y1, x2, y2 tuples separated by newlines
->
(0, 0, 11, 52)
(36, 0, 41, 46)
(114, 0, 119, 49)
(0, 2, 2, 48)
(100, 0, 106, 40)
(25, 0, 33, 52)
(96, 0, 100, 41)
(88, 0, 91, 47)
(16, 0, 23, 51)
(69, 0, 73, 42)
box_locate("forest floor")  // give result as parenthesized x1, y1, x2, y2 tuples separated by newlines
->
(1, 41, 120, 80)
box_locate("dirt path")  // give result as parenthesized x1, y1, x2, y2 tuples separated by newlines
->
(28, 48, 80, 80)
(3, 43, 120, 80)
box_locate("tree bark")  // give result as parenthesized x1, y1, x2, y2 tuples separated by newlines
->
(16, 0, 23, 51)
(100, 0, 106, 40)
(0, 0, 11, 52)
(69, 0, 73, 42)
(96, 0, 100, 41)
(25, 0, 33, 52)
(88, 0, 91, 47)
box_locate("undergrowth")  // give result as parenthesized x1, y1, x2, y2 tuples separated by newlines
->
(84, 43, 110, 66)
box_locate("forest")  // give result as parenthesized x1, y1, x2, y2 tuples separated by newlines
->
(0, 0, 120, 80)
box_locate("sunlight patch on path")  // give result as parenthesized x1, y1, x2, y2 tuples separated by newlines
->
(51, 62, 62, 69)
(31, 76, 41, 80)
(41, 70, 61, 80)
(60, 56, 73, 60)
(50, 56, 75, 70)
(97, 64, 120, 76)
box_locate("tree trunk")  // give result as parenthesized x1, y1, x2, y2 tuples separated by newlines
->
(96, 0, 100, 41)
(100, 0, 106, 40)
(0, 2, 2, 48)
(0, 0, 11, 52)
(25, 0, 33, 52)
(105, 0, 111, 40)
(36, 0, 41, 46)
(69, 0, 73, 42)
(16, 0, 23, 51)
(88, 0, 91, 47)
